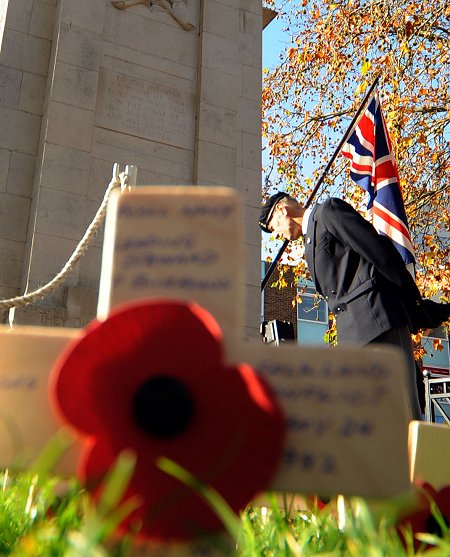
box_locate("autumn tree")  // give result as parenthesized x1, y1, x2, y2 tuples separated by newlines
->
(262, 0, 450, 312)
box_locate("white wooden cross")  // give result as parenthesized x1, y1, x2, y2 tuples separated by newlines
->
(0, 183, 446, 556)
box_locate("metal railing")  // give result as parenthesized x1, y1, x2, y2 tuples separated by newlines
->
(423, 369, 450, 424)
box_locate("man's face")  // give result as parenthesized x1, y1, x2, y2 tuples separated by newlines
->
(267, 202, 302, 241)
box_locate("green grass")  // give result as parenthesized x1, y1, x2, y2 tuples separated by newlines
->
(1, 449, 450, 556)
(0, 434, 136, 557)
(238, 495, 450, 557)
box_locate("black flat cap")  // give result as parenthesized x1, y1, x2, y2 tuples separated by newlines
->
(259, 192, 289, 233)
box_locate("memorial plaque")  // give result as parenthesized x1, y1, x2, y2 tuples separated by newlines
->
(95, 69, 195, 150)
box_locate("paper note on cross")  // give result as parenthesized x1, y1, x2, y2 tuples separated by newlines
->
(0, 184, 414, 551)
(231, 341, 411, 498)
(97, 186, 244, 353)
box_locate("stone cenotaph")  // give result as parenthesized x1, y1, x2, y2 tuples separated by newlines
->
(0, 0, 272, 339)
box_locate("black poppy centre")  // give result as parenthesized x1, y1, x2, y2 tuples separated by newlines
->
(132, 375, 195, 438)
(425, 511, 449, 537)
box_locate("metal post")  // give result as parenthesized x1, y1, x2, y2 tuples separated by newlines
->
(423, 369, 432, 422)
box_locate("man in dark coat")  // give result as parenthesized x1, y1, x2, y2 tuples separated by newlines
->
(259, 192, 450, 420)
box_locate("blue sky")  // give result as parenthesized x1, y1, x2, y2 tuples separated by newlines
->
(261, 16, 302, 263)
(263, 15, 288, 71)
(260, 17, 345, 263)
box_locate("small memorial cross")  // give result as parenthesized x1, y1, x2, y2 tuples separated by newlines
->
(0, 183, 439, 555)
(96, 185, 413, 498)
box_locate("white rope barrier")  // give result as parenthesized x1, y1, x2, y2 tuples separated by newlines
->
(0, 164, 135, 311)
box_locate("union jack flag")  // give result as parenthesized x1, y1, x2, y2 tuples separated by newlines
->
(341, 90, 415, 267)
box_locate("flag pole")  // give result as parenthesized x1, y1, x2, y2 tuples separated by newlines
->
(261, 75, 380, 291)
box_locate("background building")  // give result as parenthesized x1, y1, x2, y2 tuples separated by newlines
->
(261, 262, 330, 347)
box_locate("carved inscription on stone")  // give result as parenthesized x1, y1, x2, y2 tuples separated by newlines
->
(11, 305, 94, 329)
(95, 69, 194, 150)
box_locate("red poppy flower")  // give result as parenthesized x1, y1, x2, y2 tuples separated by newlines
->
(49, 300, 285, 542)
(397, 482, 450, 550)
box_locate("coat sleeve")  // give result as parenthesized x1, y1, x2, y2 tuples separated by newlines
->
(322, 198, 421, 298)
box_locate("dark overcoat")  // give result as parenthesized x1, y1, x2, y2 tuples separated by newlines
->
(303, 197, 422, 345)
